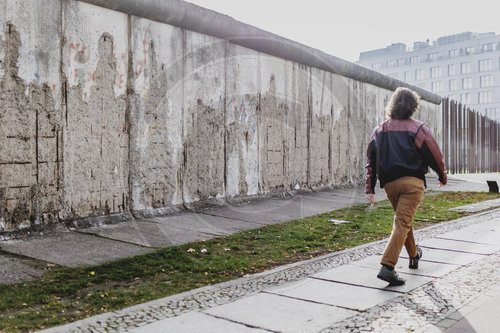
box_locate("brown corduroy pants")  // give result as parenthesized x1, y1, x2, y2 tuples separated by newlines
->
(381, 176, 425, 268)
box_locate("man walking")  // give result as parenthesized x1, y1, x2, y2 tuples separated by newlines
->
(365, 87, 447, 286)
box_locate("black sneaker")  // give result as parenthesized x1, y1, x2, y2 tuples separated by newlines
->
(409, 246, 422, 269)
(377, 265, 405, 286)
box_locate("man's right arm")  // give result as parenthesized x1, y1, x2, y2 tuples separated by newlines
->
(415, 124, 448, 185)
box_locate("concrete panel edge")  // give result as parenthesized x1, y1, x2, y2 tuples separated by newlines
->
(76, 0, 442, 105)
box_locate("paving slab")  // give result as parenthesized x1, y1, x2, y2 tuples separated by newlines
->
(312, 264, 433, 292)
(78, 218, 219, 248)
(0, 253, 47, 284)
(130, 311, 270, 333)
(201, 196, 302, 224)
(268, 278, 400, 311)
(146, 212, 265, 235)
(310, 187, 388, 203)
(449, 198, 500, 212)
(460, 217, 500, 230)
(204, 292, 357, 333)
(445, 289, 500, 333)
(202, 195, 334, 225)
(351, 255, 460, 278)
(420, 238, 500, 255)
(435, 227, 500, 246)
(0, 231, 152, 267)
(428, 173, 499, 192)
(398, 247, 486, 266)
(201, 189, 387, 226)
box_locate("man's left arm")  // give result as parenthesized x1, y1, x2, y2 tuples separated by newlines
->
(365, 130, 378, 195)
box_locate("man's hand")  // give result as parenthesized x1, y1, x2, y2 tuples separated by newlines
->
(366, 193, 375, 207)
(438, 181, 446, 188)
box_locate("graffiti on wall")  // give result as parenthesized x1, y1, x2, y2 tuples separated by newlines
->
(67, 40, 127, 101)
(134, 32, 151, 100)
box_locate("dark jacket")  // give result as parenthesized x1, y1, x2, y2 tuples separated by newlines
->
(365, 118, 447, 194)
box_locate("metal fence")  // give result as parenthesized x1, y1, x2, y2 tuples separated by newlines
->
(442, 97, 500, 174)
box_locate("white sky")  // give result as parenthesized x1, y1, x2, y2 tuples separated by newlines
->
(186, 0, 500, 62)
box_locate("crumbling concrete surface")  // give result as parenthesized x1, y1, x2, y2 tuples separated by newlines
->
(0, 23, 61, 231)
(61, 2, 129, 220)
(62, 32, 129, 219)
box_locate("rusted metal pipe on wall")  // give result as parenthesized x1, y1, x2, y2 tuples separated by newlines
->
(77, 0, 442, 104)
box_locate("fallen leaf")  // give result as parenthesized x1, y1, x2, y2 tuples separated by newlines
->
(186, 248, 196, 253)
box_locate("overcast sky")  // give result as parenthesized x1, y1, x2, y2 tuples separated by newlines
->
(186, 0, 500, 62)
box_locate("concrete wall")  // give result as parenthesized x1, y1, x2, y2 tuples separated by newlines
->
(0, 0, 62, 230)
(61, 1, 130, 221)
(0, 0, 441, 232)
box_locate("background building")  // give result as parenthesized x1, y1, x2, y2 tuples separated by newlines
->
(357, 32, 500, 121)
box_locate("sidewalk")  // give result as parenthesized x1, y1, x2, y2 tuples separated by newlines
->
(38, 200, 500, 333)
(0, 173, 499, 331)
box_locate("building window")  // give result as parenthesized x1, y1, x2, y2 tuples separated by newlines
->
(387, 60, 397, 68)
(415, 69, 424, 80)
(462, 77, 472, 89)
(464, 46, 473, 55)
(397, 58, 405, 66)
(482, 43, 494, 52)
(449, 79, 456, 91)
(449, 49, 459, 58)
(448, 64, 455, 76)
(480, 75, 493, 87)
(484, 107, 496, 117)
(460, 93, 471, 104)
(404, 71, 411, 81)
(430, 66, 442, 78)
(372, 63, 382, 69)
(478, 59, 492, 72)
(461, 62, 471, 74)
(431, 81, 442, 92)
(410, 56, 419, 64)
(484, 108, 497, 119)
(448, 94, 456, 101)
(428, 52, 439, 61)
(478, 91, 492, 104)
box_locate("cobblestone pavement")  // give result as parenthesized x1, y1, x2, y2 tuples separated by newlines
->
(321, 252, 500, 332)
(40, 208, 500, 333)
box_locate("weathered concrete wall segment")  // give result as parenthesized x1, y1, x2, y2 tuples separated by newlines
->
(61, 1, 129, 220)
(0, 0, 63, 231)
(0, 0, 441, 232)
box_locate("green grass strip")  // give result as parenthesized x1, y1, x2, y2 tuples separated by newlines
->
(0, 191, 499, 332)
